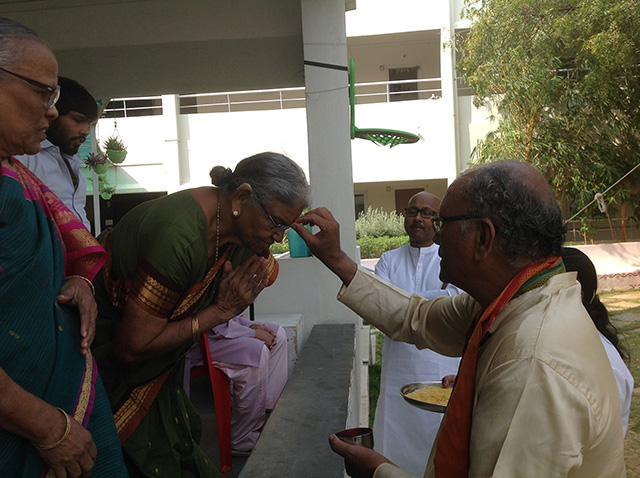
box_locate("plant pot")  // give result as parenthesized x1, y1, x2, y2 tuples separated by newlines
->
(107, 149, 127, 164)
(92, 163, 109, 175)
(100, 191, 113, 200)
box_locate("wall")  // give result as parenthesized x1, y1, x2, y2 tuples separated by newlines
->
(347, 30, 441, 90)
(355, 178, 449, 212)
(456, 95, 499, 172)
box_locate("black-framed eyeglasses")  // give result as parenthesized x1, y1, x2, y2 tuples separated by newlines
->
(0, 66, 60, 109)
(431, 214, 484, 234)
(403, 207, 436, 219)
(258, 201, 291, 232)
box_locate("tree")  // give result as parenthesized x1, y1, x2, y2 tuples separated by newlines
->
(457, 0, 640, 240)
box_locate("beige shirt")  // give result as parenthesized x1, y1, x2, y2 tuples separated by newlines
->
(338, 267, 625, 478)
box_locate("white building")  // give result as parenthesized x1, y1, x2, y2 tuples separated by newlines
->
(86, 0, 496, 230)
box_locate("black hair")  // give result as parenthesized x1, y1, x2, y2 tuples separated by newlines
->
(562, 247, 629, 360)
(55, 77, 98, 121)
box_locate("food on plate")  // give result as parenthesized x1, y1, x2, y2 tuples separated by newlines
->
(406, 386, 453, 406)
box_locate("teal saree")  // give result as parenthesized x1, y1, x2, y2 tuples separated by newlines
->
(0, 160, 127, 477)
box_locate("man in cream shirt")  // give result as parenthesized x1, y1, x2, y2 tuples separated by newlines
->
(292, 161, 625, 478)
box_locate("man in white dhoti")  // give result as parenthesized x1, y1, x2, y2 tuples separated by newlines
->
(373, 192, 462, 476)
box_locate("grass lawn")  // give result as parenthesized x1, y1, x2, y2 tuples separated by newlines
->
(601, 290, 640, 477)
(368, 289, 640, 475)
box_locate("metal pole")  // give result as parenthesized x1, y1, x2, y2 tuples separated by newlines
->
(90, 123, 101, 236)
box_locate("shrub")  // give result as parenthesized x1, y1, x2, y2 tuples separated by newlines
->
(270, 239, 289, 255)
(355, 207, 405, 239)
(357, 235, 409, 259)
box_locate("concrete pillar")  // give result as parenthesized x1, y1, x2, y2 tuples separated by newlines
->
(440, 0, 461, 183)
(301, 0, 357, 260)
(300, 0, 365, 428)
(256, 0, 360, 330)
(161, 94, 186, 193)
(89, 123, 101, 236)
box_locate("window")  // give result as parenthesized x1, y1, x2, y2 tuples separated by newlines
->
(354, 193, 366, 219)
(388, 67, 419, 102)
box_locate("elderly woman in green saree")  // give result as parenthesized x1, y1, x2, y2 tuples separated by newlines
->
(91, 151, 310, 477)
(0, 17, 127, 478)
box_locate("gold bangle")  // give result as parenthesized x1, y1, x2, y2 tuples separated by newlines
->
(33, 407, 72, 451)
(191, 314, 200, 342)
(66, 275, 95, 297)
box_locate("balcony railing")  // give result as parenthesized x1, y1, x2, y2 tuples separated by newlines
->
(178, 77, 460, 115)
(101, 77, 473, 118)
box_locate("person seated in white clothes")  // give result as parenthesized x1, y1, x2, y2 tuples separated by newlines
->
(185, 313, 288, 454)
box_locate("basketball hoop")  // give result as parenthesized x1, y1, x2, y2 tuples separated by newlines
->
(349, 58, 420, 148)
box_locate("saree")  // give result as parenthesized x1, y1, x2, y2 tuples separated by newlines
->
(92, 190, 254, 478)
(0, 160, 128, 477)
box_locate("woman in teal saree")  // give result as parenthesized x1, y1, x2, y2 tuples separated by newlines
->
(0, 17, 127, 477)
(0, 159, 128, 477)
(91, 152, 310, 477)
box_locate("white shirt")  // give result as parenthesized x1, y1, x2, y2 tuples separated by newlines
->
(16, 140, 90, 230)
(373, 243, 462, 477)
(599, 332, 634, 435)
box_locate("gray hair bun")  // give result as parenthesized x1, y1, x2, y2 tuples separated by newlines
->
(210, 166, 233, 186)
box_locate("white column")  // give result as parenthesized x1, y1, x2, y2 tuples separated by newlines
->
(301, 0, 357, 259)
(90, 123, 101, 236)
(300, 0, 364, 429)
(300, 0, 360, 329)
(162, 94, 185, 193)
(440, 0, 461, 183)
(255, 1, 360, 331)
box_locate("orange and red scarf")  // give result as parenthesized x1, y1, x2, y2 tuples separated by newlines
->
(433, 255, 564, 477)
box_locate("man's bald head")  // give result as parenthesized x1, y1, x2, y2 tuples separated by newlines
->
(404, 191, 441, 247)
(407, 191, 440, 209)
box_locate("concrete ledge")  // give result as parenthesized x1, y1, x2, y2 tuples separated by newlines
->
(239, 323, 356, 478)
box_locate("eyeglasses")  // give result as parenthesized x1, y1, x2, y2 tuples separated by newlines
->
(431, 214, 484, 234)
(0, 66, 61, 109)
(259, 201, 291, 232)
(403, 207, 436, 219)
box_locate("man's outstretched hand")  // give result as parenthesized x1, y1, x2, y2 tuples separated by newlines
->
(328, 434, 396, 478)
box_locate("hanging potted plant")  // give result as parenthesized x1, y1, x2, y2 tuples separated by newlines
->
(100, 184, 116, 200)
(103, 135, 128, 164)
(97, 175, 116, 200)
(83, 152, 110, 175)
